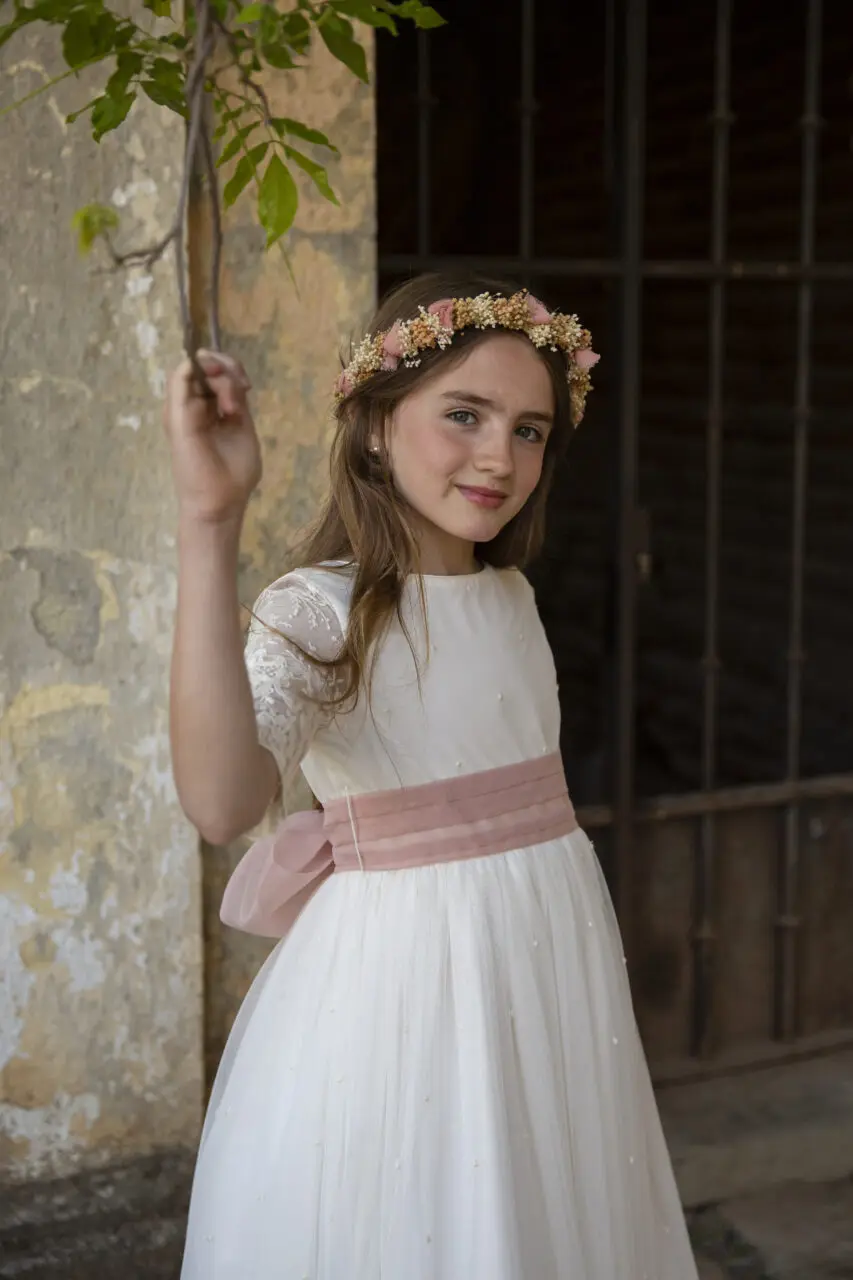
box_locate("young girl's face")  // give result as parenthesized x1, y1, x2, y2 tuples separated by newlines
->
(385, 334, 555, 571)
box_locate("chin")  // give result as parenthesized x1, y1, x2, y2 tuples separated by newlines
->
(443, 511, 514, 544)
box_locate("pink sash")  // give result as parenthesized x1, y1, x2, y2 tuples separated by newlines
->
(220, 753, 577, 939)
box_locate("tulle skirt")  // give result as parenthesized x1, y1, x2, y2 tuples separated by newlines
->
(181, 830, 697, 1279)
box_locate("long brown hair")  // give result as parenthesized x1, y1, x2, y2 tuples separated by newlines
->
(288, 270, 577, 707)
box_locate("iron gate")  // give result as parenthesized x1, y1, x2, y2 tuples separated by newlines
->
(376, 0, 853, 1083)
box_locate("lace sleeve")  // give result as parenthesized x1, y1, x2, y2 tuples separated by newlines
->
(244, 575, 344, 793)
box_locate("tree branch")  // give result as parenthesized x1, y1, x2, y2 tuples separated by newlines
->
(210, 11, 274, 125)
(200, 118, 222, 353)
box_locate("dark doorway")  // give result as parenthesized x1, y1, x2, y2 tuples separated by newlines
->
(377, 0, 853, 1081)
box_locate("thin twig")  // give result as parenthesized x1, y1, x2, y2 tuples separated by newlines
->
(102, 226, 178, 270)
(0, 51, 114, 118)
(210, 11, 275, 124)
(200, 118, 223, 352)
(98, 4, 214, 293)
(176, 0, 215, 357)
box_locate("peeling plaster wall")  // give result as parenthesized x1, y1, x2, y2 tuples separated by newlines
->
(0, 21, 203, 1181)
(1, 17, 377, 1178)
(202, 43, 377, 1081)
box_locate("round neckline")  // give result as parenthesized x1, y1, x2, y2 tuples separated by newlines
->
(415, 563, 490, 583)
(320, 559, 494, 584)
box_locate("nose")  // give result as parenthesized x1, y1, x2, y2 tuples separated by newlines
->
(473, 423, 514, 479)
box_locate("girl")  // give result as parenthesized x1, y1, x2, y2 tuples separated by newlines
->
(168, 272, 698, 1279)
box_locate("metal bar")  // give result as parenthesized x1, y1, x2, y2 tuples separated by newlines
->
(519, 0, 536, 282)
(610, 0, 647, 955)
(651, 1026, 853, 1089)
(623, 395, 850, 428)
(693, 0, 733, 1060)
(776, 0, 823, 1044)
(603, 0, 615, 200)
(416, 30, 432, 258)
(575, 770, 853, 830)
(379, 253, 853, 281)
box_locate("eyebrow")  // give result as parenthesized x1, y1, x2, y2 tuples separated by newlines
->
(439, 390, 554, 425)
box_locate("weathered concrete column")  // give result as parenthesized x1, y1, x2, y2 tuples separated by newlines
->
(0, 13, 375, 1183)
(0, 23, 201, 1182)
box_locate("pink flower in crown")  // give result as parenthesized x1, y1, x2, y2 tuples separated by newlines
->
(335, 370, 354, 398)
(382, 321, 407, 361)
(573, 347, 601, 372)
(427, 298, 455, 330)
(526, 295, 552, 325)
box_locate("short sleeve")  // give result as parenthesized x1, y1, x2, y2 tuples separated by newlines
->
(244, 574, 344, 794)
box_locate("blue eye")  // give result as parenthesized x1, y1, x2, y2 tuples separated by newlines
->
(447, 409, 477, 426)
(516, 424, 544, 443)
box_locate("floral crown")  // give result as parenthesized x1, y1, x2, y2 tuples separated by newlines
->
(334, 290, 600, 426)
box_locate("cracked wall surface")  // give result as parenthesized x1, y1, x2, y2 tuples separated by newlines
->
(0, 19, 202, 1182)
(1, 12, 376, 1181)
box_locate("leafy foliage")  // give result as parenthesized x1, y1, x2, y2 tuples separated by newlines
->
(1, 0, 445, 250)
(71, 201, 120, 254)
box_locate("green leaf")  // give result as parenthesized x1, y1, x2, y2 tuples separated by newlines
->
(66, 98, 98, 125)
(411, 5, 445, 28)
(158, 30, 189, 49)
(331, 0, 397, 33)
(216, 122, 259, 167)
(392, 0, 445, 22)
(105, 49, 143, 99)
(141, 75, 186, 116)
(258, 153, 298, 246)
(235, 2, 266, 21)
(318, 14, 368, 83)
(91, 89, 135, 140)
(149, 55, 184, 91)
(62, 10, 119, 70)
(222, 142, 268, 207)
(71, 202, 120, 255)
(270, 116, 338, 153)
(61, 13, 94, 69)
(258, 3, 278, 36)
(113, 23, 135, 49)
(223, 155, 254, 207)
(0, 22, 22, 53)
(143, 0, 172, 15)
(261, 40, 294, 69)
(285, 145, 338, 204)
(281, 11, 311, 53)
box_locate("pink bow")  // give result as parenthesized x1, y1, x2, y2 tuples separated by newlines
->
(219, 809, 335, 939)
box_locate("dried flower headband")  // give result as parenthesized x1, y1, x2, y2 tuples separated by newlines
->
(334, 290, 601, 427)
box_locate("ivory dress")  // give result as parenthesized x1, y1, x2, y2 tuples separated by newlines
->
(181, 563, 698, 1280)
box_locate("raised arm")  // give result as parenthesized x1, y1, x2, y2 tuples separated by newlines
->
(165, 352, 339, 844)
(170, 514, 278, 844)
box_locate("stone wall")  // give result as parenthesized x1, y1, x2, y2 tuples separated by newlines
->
(0, 12, 376, 1182)
(0, 21, 200, 1184)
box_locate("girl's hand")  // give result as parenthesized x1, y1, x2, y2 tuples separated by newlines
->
(164, 350, 262, 525)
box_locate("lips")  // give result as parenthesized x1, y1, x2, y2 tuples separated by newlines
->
(456, 485, 508, 510)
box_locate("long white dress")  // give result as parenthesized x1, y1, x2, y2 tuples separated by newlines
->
(181, 564, 698, 1280)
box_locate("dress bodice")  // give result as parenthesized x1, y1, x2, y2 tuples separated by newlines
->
(245, 564, 560, 805)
